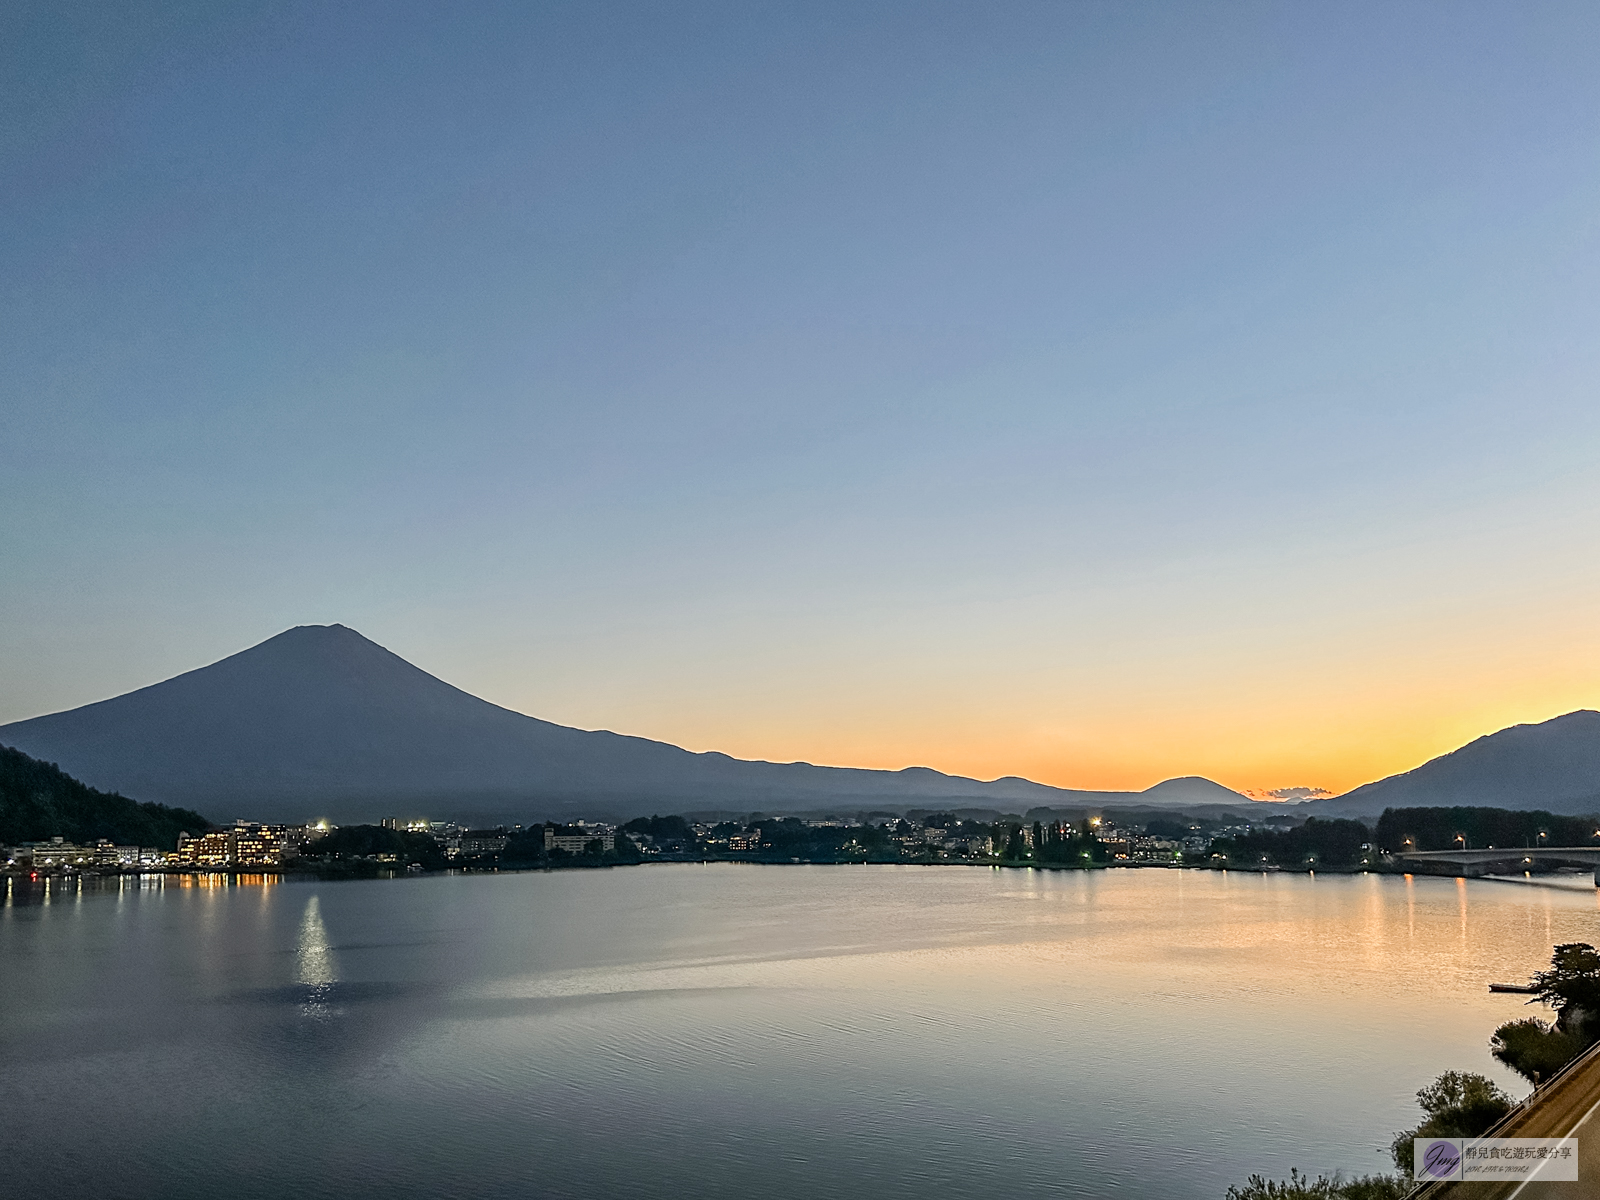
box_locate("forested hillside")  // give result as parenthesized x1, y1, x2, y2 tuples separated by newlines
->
(0, 745, 211, 849)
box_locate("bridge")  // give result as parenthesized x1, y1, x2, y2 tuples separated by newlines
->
(1394, 846, 1600, 885)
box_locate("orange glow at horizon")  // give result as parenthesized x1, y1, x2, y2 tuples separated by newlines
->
(433, 508, 1600, 801)
(653, 690, 1595, 798)
(503, 603, 1599, 799)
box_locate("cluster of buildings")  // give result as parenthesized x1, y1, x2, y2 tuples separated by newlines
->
(3, 817, 616, 873)
(172, 823, 318, 867)
(699, 814, 1221, 862)
(4, 837, 168, 871)
(543, 824, 614, 854)
(604, 814, 1227, 862)
(5, 810, 1249, 876)
(873, 823, 992, 856)
(4, 820, 324, 874)
(1090, 819, 1213, 861)
(407, 822, 615, 857)
(392, 821, 617, 858)
(846, 815, 1196, 861)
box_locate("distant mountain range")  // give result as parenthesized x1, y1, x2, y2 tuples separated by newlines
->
(0, 625, 1252, 824)
(1305, 710, 1600, 818)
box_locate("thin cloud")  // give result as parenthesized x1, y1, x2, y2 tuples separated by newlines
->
(1247, 786, 1334, 802)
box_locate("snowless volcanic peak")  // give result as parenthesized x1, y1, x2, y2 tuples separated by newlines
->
(0, 624, 1252, 824)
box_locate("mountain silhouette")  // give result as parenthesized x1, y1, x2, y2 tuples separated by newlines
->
(1136, 776, 1250, 805)
(0, 625, 1247, 823)
(1311, 710, 1600, 817)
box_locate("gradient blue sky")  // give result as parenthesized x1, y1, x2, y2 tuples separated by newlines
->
(5, 1, 1599, 793)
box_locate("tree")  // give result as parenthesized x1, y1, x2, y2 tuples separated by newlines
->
(500, 827, 548, 866)
(1001, 825, 1028, 862)
(1031, 820, 1105, 866)
(1530, 943, 1600, 1027)
(1489, 942, 1600, 1082)
(623, 814, 696, 845)
(1388, 1071, 1512, 1174)
(1491, 1019, 1590, 1084)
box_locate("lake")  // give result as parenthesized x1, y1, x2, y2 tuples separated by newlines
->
(3, 864, 1596, 1198)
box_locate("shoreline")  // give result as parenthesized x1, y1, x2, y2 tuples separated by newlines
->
(0, 857, 1468, 885)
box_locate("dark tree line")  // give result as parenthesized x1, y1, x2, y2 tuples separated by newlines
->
(1374, 806, 1600, 853)
(498, 824, 639, 867)
(494, 813, 1013, 868)
(717, 816, 899, 861)
(622, 814, 698, 853)
(293, 824, 448, 870)
(1208, 817, 1371, 867)
(1005, 820, 1108, 865)
(0, 745, 212, 850)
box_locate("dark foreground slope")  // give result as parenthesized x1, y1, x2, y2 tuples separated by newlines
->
(1312, 710, 1600, 818)
(0, 625, 1248, 823)
(0, 746, 211, 849)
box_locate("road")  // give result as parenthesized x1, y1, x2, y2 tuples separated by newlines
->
(1413, 1040, 1600, 1198)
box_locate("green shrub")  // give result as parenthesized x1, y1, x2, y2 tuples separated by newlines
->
(1226, 1169, 1338, 1199)
(1389, 1071, 1513, 1173)
(1491, 1017, 1591, 1084)
(1224, 1169, 1407, 1199)
(1335, 1176, 1409, 1200)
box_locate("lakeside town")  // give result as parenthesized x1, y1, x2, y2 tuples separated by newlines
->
(2, 808, 1360, 876)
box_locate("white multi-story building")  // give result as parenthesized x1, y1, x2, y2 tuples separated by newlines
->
(457, 830, 509, 855)
(543, 825, 608, 854)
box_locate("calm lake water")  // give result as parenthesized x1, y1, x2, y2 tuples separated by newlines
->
(3, 864, 1597, 1198)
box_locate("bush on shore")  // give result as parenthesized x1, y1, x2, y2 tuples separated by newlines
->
(1491, 1017, 1592, 1084)
(1388, 1071, 1513, 1174)
(1224, 1168, 1406, 1199)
